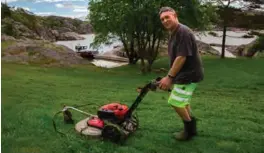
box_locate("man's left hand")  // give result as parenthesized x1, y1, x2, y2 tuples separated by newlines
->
(158, 76, 172, 91)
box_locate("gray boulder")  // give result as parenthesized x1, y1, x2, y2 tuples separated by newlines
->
(58, 32, 85, 41)
(2, 40, 90, 66)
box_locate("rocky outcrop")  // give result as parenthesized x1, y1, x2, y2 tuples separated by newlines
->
(249, 30, 264, 37)
(1, 34, 16, 41)
(196, 40, 220, 55)
(231, 37, 264, 57)
(42, 16, 93, 37)
(102, 45, 127, 57)
(57, 32, 85, 41)
(103, 40, 220, 59)
(35, 26, 57, 41)
(1, 10, 93, 42)
(78, 23, 93, 34)
(2, 17, 88, 41)
(2, 18, 40, 39)
(1, 39, 90, 66)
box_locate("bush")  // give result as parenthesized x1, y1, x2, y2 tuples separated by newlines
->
(44, 17, 62, 28)
(248, 36, 264, 55)
(2, 18, 15, 36)
(11, 8, 39, 32)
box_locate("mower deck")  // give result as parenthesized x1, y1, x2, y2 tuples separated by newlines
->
(75, 117, 102, 137)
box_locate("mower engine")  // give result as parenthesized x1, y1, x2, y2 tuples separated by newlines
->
(85, 102, 138, 142)
(97, 102, 129, 123)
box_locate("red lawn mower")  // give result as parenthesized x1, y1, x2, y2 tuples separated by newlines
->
(52, 77, 167, 143)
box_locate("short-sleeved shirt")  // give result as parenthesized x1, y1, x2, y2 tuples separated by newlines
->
(168, 23, 204, 84)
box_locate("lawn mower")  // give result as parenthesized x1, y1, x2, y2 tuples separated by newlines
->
(52, 77, 168, 143)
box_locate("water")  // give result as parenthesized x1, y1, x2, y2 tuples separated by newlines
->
(195, 31, 257, 46)
(55, 34, 125, 68)
(55, 34, 122, 54)
(55, 31, 257, 67)
(195, 31, 257, 58)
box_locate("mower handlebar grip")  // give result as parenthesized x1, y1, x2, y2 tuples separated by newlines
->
(150, 77, 171, 92)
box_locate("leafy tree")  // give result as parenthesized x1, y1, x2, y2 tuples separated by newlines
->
(2, 19, 15, 36)
(208, 0, 264, 58)
(1, 3, 11, 19)
(88, 0, 217, 73)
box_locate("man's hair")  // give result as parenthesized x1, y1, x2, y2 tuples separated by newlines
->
(159, 6, 177, 16)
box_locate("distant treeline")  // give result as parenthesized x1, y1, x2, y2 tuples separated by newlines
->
(216, 7, 264, 29)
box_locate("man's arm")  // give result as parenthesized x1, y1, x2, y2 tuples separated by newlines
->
(167, 56, 186, 78)
(158, 56, 186, 90)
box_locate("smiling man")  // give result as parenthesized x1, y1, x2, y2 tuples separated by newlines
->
(158, 6, 204, 141)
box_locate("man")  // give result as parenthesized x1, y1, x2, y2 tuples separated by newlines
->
(158, 7, 204, 141)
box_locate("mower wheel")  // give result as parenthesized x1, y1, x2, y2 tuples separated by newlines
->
(101, 123, 124, 143)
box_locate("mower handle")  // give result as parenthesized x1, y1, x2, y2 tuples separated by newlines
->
(146, 77, 172, 92)
(124, 77, 168, 120)
(62, 106, 97, 117)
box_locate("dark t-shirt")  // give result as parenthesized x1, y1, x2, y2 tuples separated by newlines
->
(168, 23, 204, 84)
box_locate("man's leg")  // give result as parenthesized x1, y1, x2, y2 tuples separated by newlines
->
(185, 104, 197, 136)
(185, 104, 191, 116)
(172, 106, 191, 121)
(168, 83, 198, 141)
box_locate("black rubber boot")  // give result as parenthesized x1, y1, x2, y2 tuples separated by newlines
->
(190, 116, 197, 136)
(174, 117, 197, 141)
(175, 120, 192, 141)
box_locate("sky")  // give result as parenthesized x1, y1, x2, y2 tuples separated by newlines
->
(1, 0, 263, 20)
(1, 0, 89, 20)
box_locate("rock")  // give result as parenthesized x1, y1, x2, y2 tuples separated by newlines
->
(113, 45, 121, 49)
(226, 45, 239, 53)
(112, 46, 127, 58)
(62, 19, 75, 30)
(196, 40, 219, 55)
(208, 31, 218, 37)
(78, 23, 93, 34)
(1, 40, 90, 66)
(35, 26, 56, 42)
(232, 37, 264, 57)
(57, 27, 73, 33)
(249, 30, 264, 36)
(101, 46, 128, 58)
(102, 39, 220, 58)
(2, 18, 39, 39)
(58, 32, 85, 41)
(242, 34, 254, 38)
(51, 30, 59, 40)
(1, 34, 15, 41)
(43, 16, 93, 34)
(1, 11, 93, 41)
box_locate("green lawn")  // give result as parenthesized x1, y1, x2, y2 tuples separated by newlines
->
(2, 57, 264, 153)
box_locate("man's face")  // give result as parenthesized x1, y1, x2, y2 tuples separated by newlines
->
(160, 11, 177, 31)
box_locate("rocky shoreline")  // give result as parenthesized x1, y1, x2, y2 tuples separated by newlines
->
(2, 28, 263, 68)
(1, 37, 90, 67)
(1, 15, 93, 42)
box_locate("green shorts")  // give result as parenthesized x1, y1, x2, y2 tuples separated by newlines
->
(168, 83, 197, 108)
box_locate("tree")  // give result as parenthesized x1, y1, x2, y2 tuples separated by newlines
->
(1, 3, 11, 19)
(208, 0, 264, 58)
(88, 0, 216, 73)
